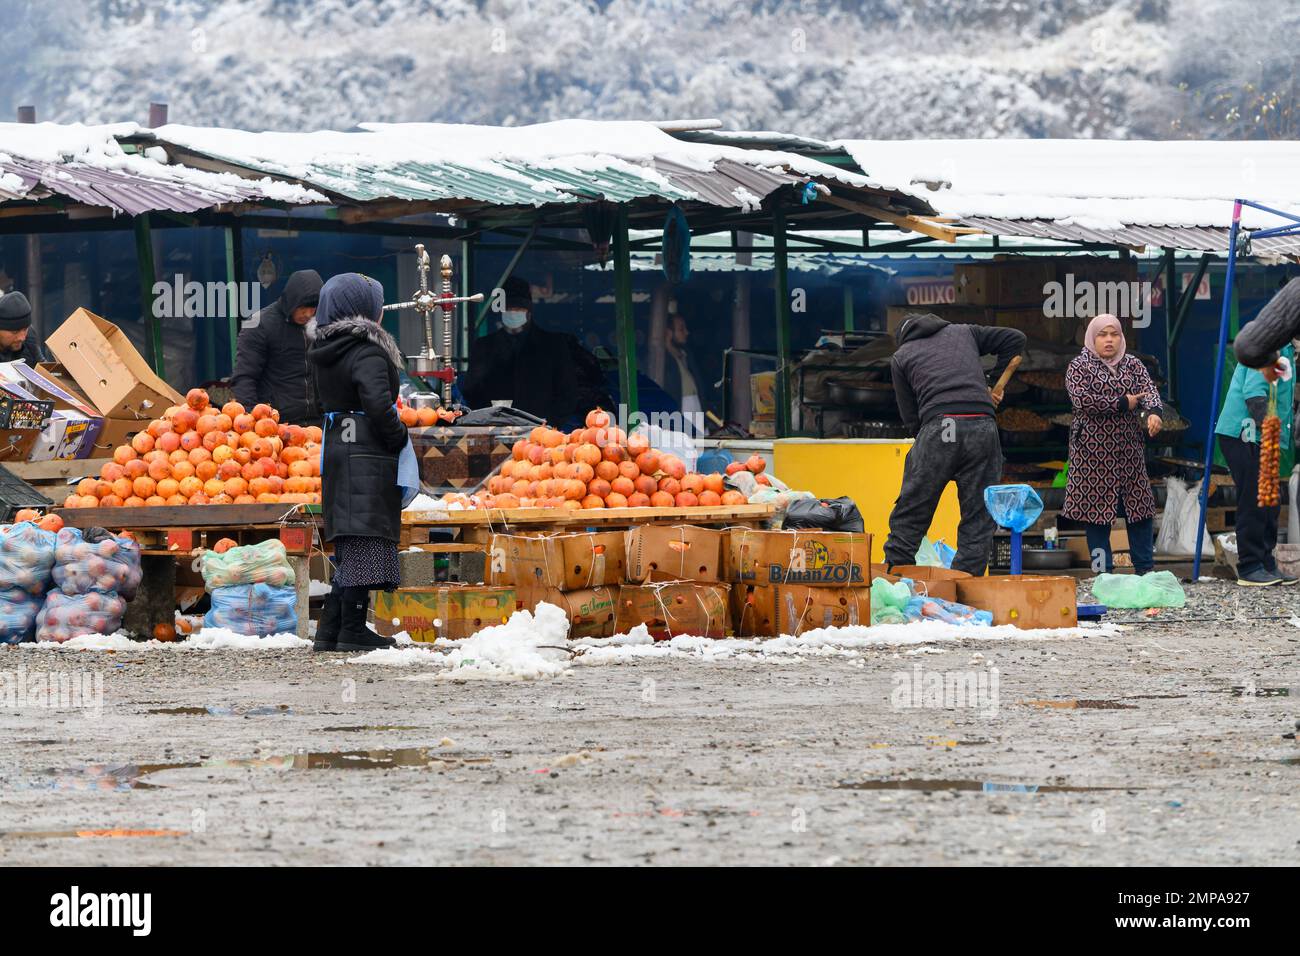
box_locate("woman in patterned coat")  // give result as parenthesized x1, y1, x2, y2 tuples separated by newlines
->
(1061, 314, 1163, 574)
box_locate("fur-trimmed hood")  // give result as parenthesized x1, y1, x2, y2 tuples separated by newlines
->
(309, 315, 405, 370)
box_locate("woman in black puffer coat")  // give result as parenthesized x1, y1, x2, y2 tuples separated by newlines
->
(307, 273, 408, 652)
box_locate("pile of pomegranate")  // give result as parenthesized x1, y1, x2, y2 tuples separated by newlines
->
(438, 408, 770, 510)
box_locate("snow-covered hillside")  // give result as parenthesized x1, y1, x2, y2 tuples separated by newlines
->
(0, 0, 1294, 139)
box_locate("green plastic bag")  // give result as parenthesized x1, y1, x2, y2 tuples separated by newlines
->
(871, 576, 912, 625)
(1092, 570, 1186, 609)
(200, 539, 295, 590)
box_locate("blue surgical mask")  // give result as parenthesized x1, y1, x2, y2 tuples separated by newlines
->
(501, 310, 528, 332)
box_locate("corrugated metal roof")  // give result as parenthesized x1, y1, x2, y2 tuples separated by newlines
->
(958, 216, 1300, 256)
(142, 120, 910, 214)
(0, 122, 324, 215)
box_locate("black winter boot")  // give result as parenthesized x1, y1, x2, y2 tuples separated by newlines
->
(336, 586, 396, 652)
(312, 585, 343, 653)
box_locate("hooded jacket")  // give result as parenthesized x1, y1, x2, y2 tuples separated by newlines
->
(890, 313, 1025, 433)
(231, 270, 322, 424)
(308, 316, 408, 543)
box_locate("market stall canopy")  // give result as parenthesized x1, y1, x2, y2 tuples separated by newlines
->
(0, 122, 326, 216)
(835, 139, 1300, 255)
(133, 119, 948, 233)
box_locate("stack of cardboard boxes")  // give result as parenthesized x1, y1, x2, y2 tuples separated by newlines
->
(0, 308, 180, 463)
(728, 529, 873, 637)
(372, 525, 1080, 642)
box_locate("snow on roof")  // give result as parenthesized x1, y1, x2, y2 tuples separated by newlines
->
(149, 119, 883, 207)
(836, 138, 1300, 231)
(0, 121, 326, 213)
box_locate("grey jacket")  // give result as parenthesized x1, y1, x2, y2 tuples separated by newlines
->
(890, 313, 1026, 433)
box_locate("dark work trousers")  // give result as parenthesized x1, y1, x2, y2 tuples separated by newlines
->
(1083, 495, 1154, 574)
(1219, 434, 1279, 576)
(884, 415, 1003, 576)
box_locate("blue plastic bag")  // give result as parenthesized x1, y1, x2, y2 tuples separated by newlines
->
(36, 589, 128, 643)
(0, 521, 57, 597)
(0, 586, 42, 643)
(397, 433, 420, 508)
(204, 583, 298, 636)
(51, 528, 142, 599)
(983, 484, 1044, 533)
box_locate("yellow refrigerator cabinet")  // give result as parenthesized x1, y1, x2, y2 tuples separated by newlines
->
(773, 438, 961, 566)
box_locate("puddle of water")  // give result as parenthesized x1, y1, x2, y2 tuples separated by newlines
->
(1230, 686, 1293, 698)
(145, 705, 291, 716)
(838, 778, 1135, 793)
(43, 747, 460, 790)
(321, 725, 425, 732)
(1023, 699, 1137, 710)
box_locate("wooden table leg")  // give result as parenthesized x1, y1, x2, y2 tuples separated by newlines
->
(122, 554, 176, 638)
(290, 553, 311, 641)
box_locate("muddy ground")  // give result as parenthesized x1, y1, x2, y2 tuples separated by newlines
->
(1, 579, 1296, 866)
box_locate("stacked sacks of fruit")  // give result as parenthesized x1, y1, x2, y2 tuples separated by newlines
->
(36, 527, 142, 643)
(441, 408, 750, 511)
(0, 517, 61, 643)
(61, 389, 323, 508)
(199, 538, 297, 635)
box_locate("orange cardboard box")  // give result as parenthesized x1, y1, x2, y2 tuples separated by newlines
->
(731, 583, 871, 638)
(486, 531, 626, 591)
(727, 529, 871, 587)
(625, 524, 724, 584)
(614, 582, 730, 640)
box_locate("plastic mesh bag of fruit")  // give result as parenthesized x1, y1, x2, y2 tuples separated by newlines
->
(0, 521, 58, 596)
(1091, 570, 1186, 609)
(200, 539, 294, 590)
(203, 583, 298, 636)
(983, 484, 1044, 533)
(0, 586, 44, 643)
(51, 528, 143, 599)
(36, 589, 128, 643)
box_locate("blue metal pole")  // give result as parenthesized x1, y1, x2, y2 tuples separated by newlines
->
(1010, 529, 1023, 575)
(1192, 200, 1242, 580)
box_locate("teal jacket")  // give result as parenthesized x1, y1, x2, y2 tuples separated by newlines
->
(1214, 343, 1294, 450)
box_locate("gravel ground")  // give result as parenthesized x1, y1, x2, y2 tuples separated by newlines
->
(1, 579, 1296, 866)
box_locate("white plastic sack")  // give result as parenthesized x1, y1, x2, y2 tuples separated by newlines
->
(631, 422, 699, 471)
(1155, 477, 1214, 557)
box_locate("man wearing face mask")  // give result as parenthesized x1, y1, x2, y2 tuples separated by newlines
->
(463, 276, 607, 427)
(230, 269, 322, 425)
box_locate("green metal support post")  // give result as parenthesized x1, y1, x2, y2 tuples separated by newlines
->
(460, 235, 475, 369)
(613, 204, 639, 419)
(773, 204, 792, 438)
(1163, 247, 1176, 399)
(134, 214, 165, 378)
(224, 225, 245, 378)
(843, 284, 855, 331)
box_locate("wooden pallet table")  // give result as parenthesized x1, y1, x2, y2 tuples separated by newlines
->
(400, 502, 776, 544)
(53, 503, 322, 640)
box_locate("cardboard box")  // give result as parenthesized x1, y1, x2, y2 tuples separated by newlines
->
(615, 583, 730, 640)
(732, 583, 871, 638)
(875, 565, 971, 602)
(46, 308, 183, 420)
(1062, 531, 1129, 568)
(515, 585, 618, 639)
(727, 529, 871, 587)
(954, 575, 1078, 629)
(626, 525, 725, 584)
(87, 417, 146, 459)
(953, 260, 1057, 307)
(750, 371, 777, 420)
(0, 427, 42, 462)
(371, 586, 516, 642)
(29, 411, 97, 461)
(486, 531, 626, 591)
